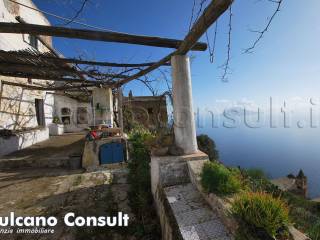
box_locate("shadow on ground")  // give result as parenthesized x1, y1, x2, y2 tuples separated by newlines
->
(0, 167, 135, 240)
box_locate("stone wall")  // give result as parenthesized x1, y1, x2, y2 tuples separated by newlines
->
(123, 94, 168, 130)
(0, 83, 54, 129)
(151, 154, 310, 240)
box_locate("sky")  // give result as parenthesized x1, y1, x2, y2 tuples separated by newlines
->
(32, 0, 320, 112)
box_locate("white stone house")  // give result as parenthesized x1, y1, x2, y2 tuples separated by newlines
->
(0, 0, 55, 156)
(0, 0, 115, 156)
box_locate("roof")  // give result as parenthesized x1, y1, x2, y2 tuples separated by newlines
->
(0, 49, 119, 88)
(123, 95, 166, 102)
(0, 49, 81, 80)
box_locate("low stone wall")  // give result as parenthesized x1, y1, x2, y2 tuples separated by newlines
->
(151, 154, 310, 240)
(188, 160, 239, 235)
(153, 185, 184, 240)
(0, 155, 81, 170)
(151, 152, 233, 240)
(0, 127, 49, 156)
(151, 153, 207, 240)
(150, 152, 208, 196)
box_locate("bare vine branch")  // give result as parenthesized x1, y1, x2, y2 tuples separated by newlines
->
(189, 0, 197, 30)
(189, 0, 208, 30)
(244, 0, 283, 53)
(62, 0, 90, 26)
(221, 5, 232, 82)
(137, 76, 157, 96)
(205, 20, 218, 63)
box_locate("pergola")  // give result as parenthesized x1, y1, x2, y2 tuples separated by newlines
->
(0, 0, 233, 154)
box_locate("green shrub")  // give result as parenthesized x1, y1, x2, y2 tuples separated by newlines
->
(197, 134, 219, 161)
(127, 127, 161, 239)
(232, 192, 290, 238)
(201, 162, 242, 195)
(243, 171, 320, 239)
(308, 220, 320, 240)
(129, 125, 154, 142)
(245, 168, 267, 180)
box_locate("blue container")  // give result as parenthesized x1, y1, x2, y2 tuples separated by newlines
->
(100, 143, 124, 164)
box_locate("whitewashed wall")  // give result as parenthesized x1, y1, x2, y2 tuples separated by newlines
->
(54, 94, 92, 133)
(0, 0, 51, 51)
(0, 0, 54, 155)
(0, 0, 54, 130)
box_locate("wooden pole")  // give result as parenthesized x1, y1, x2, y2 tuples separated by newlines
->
(14, 17, 87, 81)
(0, 62, 130, 79)
(0, 22, 207, 51)
(116, 53, 175, 86)
(0, 50, 170, 68)
(15, 16, 61, 57)
(116, 0, 233, 86)
(0, 80, 96, 91)
(0, 72, 98, 83)
(177, 0, 233, 55)
(118, 87, 124, 135)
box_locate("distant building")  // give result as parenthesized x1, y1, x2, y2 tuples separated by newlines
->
(271, 170, 308, 198)
(123, 91, 168, 130)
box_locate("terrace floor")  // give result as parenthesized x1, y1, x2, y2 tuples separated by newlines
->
(0, 133, 86, 169)
(0, 167, 133, 240)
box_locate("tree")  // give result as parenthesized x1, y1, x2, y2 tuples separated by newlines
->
(197, 134, 219, 161)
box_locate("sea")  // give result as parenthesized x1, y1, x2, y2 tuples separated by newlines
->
(196, 109, 320, 199)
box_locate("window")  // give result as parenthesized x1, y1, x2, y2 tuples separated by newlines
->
(29, 35, 38, 50)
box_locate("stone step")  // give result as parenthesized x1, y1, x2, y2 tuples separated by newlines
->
(164, 183, 233, 240)
(0, 155, 82, 170)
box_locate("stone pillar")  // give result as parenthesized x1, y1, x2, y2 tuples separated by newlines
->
(92, 87, 113, 127)
(171, 55, 198, 154)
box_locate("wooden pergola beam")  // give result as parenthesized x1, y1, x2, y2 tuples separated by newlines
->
(1, 80, 96, 91)
(15, 16, 60, 57)
(116, 53, 175, 86)
(0, 72, 99, 83)
(178, 0, 233, 55)
(116, 0, 233, 86)
(0, 62, 130, 79)
(0, 22, 207, 51)
(0, 51, 170, 67)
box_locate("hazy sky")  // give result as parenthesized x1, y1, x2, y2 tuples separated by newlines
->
(32, 0, 320, 110)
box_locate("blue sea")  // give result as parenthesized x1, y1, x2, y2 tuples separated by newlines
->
(196, 114, 320, 199)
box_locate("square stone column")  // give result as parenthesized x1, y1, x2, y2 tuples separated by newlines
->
(171, 55, 198, 154)
(92, 87, 113, 127)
